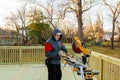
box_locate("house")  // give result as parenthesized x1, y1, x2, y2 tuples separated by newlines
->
(102, 32, 119, 41)
(0, 28, 21, 46)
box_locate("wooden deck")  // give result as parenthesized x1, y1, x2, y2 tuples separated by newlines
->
(1, 46, 119, 80)
(0, 64, 98, 80)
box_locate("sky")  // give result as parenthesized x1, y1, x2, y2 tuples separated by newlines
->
(0, 0, 35, 29)
(0, 0, 119, 31)
(0, 0, 20, 28)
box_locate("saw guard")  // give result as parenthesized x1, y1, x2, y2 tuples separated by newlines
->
(72, 41, 82, 53)
(72, 37, 90, 55)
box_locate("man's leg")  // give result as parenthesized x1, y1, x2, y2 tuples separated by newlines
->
(46, 63, 57, 80)
(56, 64, 62, 80)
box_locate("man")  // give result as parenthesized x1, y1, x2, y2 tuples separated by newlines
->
(44, 29, 68, 80)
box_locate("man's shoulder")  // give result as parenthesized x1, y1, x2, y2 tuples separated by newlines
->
(46, 38, 53, 43)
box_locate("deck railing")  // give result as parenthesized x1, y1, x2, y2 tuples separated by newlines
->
(0, 46, 120, 80)
(0, 46, 74, 64)
(0, 46, 45, 64)
(90, 51, 120, 80)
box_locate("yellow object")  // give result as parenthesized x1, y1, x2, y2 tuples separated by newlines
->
(74, 37, 90, 55)
(85, 72, 93, 80)
(84, 68, 93, 79)
(73, 67, 78, 71)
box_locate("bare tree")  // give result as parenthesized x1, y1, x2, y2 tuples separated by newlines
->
(103, 0, 120, 49)
(59, 0, 97, 42)
(95, 14, 104, 43)
(88, 14, 96, 43)
(37, 0, 61, 29)
(5, 3, 29, 45)
(17, 3, 28, 45)
(5, 12, 20, 45)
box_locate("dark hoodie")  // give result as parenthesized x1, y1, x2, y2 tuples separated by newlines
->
(44, 29, 68, 64)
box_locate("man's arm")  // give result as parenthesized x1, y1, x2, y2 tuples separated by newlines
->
(44, 42, 58, 58)
(61, 45, 68, 53)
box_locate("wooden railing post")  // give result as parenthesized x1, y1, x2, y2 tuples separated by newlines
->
(19, 48, 22, 64)
(100, 56, 103, 80)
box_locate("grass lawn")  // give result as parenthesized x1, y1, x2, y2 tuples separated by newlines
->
(89, 46, 120, 59)
(65, 43, 120, 59)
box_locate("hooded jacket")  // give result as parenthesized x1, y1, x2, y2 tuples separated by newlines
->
(44, 29, 68, 64)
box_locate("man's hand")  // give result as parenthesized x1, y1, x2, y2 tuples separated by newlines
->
(58, 51, 71, 58)
(58, 50, 66, 57)
(58, 50, 63, 56)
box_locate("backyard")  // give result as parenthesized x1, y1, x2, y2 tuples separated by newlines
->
(65, 42, 120, 59)
(89, 46, 120, 59)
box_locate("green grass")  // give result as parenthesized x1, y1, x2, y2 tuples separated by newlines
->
(89, 46, 120, 59)
(65, 43, 120, 59)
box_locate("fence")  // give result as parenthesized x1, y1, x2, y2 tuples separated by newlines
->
(90, 51, 120, 80)
(0, 46, 120, 80)
(0, 46, 45, 64)
(0, 46, 74, 64)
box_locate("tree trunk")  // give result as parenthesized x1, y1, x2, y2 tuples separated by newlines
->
(92, 32, 96, 44)
(77, 0, 84, 42)
(118, 29, 120, 47)
(111, 18, 115, 49)
(118, 33, 120, 47)
(117, 24, 120, 47)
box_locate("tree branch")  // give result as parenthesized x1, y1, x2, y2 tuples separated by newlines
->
(103, 0, 114, 14)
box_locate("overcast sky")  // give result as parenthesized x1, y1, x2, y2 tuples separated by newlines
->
(0, 0, 119, 31)
(0, 0, 20, 28)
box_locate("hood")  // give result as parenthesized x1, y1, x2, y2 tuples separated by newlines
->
(51, 29, 62, 41)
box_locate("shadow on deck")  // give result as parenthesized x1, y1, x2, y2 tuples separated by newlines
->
(0, 64, 98, 80)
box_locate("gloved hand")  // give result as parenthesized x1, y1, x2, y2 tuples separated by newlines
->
(58, 50, 68, 57)
(58, 50, 63, 56)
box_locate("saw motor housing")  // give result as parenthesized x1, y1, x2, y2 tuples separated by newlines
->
(72, 37, 90, 56)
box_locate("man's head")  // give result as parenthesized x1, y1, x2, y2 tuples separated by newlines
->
(54, 33, 61, 41)
(52, 29, 62, 41)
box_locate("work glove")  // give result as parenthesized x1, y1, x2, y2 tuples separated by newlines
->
(58, 50, 63, 56)
(58, 50, 66, 57)
(58, 50, 70, 58)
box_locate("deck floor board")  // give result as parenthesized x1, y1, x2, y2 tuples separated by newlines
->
(0, 64, 98, 80)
